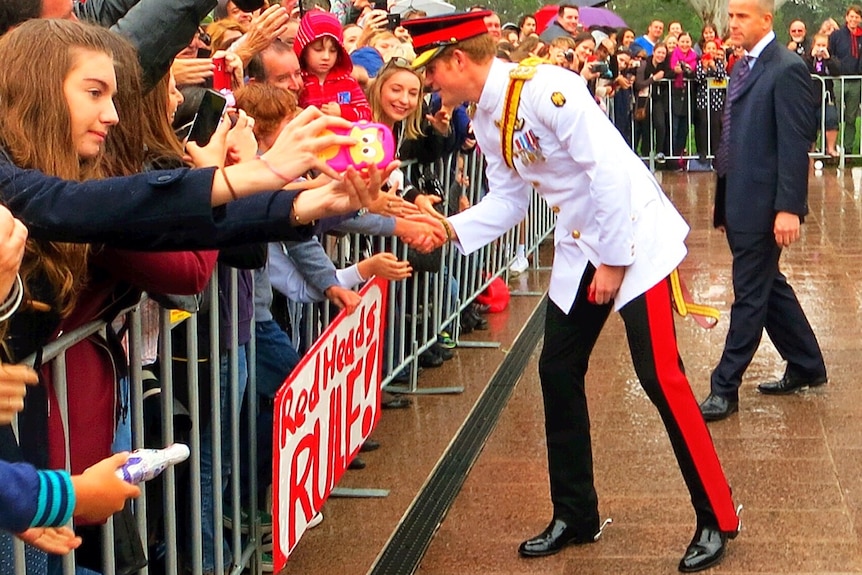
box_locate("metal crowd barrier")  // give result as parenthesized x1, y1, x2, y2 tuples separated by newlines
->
(8, 147, 556, 575)
(604, 74, 837, 171)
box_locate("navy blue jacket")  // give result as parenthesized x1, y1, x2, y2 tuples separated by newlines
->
(716, 39, 815, 232)
(828, 25, 862, 75)
(0, 158, 313, 249)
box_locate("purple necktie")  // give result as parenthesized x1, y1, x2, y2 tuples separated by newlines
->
(715, 55, 753, 176)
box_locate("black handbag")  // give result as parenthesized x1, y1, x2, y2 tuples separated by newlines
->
(75, 500, 148, 575)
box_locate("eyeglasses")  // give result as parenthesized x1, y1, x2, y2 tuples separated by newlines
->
(790, 28, 805, 33)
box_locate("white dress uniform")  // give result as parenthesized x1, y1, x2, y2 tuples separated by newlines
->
(447, 58, 740, 541)
(449, 58, 690, 312)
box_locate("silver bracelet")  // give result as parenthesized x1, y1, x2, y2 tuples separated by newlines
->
(0, 273, 23, 323)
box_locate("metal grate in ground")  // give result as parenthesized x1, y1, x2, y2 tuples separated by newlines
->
(368, 298, 547, 575)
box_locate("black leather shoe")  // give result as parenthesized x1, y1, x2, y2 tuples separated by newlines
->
(348, 457, 366, 470)
(757, 373, 827, 395)
(699, 394, 738, 422)
(678, 524, 734, 572)
(517, 518, 597, 557)
(360, 439, 380, 452)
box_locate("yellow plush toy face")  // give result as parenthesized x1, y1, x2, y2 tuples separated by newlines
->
(349, 125, 386, 165)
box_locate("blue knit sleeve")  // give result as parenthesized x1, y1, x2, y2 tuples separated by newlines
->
(0, 462, 74, 532)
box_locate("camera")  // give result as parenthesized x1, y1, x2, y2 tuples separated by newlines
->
(564, 49, 575, 63)
(590, 61, 613, 79)
(590, 61, 609, 74)
(386, 12, 401, 30)
(629, 59, 640, 68)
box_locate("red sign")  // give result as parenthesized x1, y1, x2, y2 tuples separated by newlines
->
(271, 278, 388, 568)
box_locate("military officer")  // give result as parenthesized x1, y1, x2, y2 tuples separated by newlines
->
(403, 11, 741, 573)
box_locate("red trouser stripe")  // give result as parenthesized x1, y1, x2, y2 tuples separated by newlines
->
(644, 280, 739, 532)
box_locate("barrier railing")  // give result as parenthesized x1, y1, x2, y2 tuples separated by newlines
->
(604, 74, 837, 170)
(7, 147, 556, 575)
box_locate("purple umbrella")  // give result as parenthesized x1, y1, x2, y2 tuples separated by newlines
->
(578, 6, 627, 29)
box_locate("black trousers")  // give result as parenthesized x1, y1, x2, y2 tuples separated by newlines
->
(538, 265, 739, 536)
(711, 229, 826, 398)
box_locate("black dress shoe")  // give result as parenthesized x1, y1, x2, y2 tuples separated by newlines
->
(348, 457, 366, 470)
(517, 518, 597, 557)
(757, 373, 827, 395)
(360, 439, 380, 452)
(678, 524, 734, 572)
(699, 393, 738, 422)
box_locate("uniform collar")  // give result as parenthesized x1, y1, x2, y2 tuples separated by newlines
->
(477, 58, 514, 114)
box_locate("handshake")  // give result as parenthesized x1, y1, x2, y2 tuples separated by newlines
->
(367, 190, 454, 253)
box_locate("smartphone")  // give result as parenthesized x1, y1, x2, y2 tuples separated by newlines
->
(187, 89, 228, 146)
(318, 121, 395, 172)
(386, 12, 401, 30)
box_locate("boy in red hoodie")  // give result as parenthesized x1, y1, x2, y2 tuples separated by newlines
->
(294, 10, 372, 120)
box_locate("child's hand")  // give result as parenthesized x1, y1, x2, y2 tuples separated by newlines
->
(17, 527, 81, 555)
(320, 102, 343, 117)
(324, 285, 361, 314)
(360, 253, 413, 281)
(71, 453, 141, 524)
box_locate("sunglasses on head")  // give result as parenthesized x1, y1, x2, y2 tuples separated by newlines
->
(384, 56, 415, 70)
(197, 26, 211, 45)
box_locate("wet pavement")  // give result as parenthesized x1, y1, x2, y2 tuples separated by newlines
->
(280, 166, 862, 574)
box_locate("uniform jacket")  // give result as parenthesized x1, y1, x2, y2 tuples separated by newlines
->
(716, 37, 815, 232)
(449, 59, 689, 312)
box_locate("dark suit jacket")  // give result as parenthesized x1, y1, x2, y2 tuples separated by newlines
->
(715, 38, 816, 232)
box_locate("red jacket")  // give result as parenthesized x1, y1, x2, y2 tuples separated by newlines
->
(299, 71, 371, 121)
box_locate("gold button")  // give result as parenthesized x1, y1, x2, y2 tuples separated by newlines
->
(552, 206, 560, 214)
(571, 230, 581, 239)
(533, 181, 541, 188)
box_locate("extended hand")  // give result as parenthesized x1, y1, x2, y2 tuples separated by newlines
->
(361, 252, 413, 281)
(324, 285, 362, 314)
(71, 453, 141, 524)
(369, 189, 420, 217)
(17, 527, 81, 555)
(395, 214, 448, 252)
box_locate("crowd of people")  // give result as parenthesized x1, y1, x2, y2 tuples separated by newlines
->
(0, 0, 835, 573)
(486, 4, 860, 166)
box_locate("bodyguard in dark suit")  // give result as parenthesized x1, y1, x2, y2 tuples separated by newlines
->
(699, 0, 827, 423)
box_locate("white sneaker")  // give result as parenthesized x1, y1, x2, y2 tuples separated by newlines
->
(509, 254, 529, 275)
(308, 511, 324, 529)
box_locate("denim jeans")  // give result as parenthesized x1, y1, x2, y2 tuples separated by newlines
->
(239, 320, 300, 505)
(198, 344, 248, 573)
